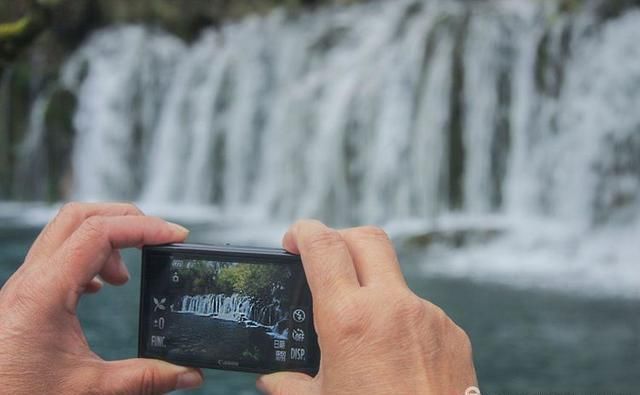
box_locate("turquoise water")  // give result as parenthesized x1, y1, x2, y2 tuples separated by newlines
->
(1, 223, 639, 394)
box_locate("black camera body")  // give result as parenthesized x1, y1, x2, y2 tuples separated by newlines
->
(138, 243, 320, 375)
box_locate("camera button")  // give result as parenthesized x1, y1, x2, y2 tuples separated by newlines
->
(292, 308, 306, 323)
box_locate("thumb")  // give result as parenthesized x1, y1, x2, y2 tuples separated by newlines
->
(256, 372, 315, 395)
(105, 358, 203, 394)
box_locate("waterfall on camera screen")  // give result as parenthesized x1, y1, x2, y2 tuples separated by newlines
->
(177, 293, 285, 328)
(15, 0, 640, 296)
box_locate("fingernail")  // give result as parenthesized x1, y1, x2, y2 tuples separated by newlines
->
(176, 370, 203, 390)
(167, 222, 189, 235)
(120, 261, 131, 281)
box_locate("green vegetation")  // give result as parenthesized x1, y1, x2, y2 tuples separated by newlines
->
(174, 260, 292, 305)
(217, 263, 288, 300)
(0, 0, 62, 63)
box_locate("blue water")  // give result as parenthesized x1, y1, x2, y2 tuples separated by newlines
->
(1, 223, 639, 394)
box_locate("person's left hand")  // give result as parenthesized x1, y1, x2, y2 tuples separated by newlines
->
(0, 202, 204, 394)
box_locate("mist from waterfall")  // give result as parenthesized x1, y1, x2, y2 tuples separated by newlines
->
(13, 0, 640, 297)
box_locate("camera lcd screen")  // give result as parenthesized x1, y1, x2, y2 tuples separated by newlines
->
(139, 245, 319, 374)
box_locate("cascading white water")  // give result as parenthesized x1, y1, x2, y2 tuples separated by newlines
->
(15, 0, 640, 296)
(56, 0, 640, 225)
(60, 28, 186, 200)
(179, 294, 252, 318)
(178, 293, 283, 327)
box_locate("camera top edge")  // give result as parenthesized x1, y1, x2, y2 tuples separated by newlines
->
(142, 242, 300, 261)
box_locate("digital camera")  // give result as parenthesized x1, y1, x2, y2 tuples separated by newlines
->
(138, 243, 320, 374)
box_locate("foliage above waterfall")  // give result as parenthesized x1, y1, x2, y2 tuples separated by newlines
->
(172, 260, 292, 306)
(217, 263, 290, 300)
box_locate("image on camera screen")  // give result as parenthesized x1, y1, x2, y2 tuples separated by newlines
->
(140, 254, 316, 372)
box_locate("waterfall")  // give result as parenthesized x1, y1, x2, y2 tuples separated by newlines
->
(49, 0, 640, 226)
(60, 28, 186, 200)
(11, 0, 640, 296)
(177, 293, 286, 336)
(13, 91, 51, 199)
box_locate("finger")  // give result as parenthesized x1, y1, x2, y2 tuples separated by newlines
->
(104, 358, 203, 394)
(84, 277, 104, 294)
(26, 202, 143, 263)
(49, 216, 189, 313)
(282, 220, 359, 302)
(338, 226, 406, 287)
(256, 372, 314, 395)
(99, 250, 130, 286)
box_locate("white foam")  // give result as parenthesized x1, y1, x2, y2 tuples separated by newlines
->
(419, 220, 640, 299)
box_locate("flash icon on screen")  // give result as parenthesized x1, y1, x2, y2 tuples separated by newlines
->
(292, 309, 306, 323)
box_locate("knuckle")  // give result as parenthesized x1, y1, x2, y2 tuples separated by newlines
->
(291, 219, 320, 235)
(427, 305, 474, 357)
(121, 201, 143, 215)
(353, 226, 390, 242)
(138, 367, 158, 395)
(427, 302, 448, 323)
(72, 217, 108, 251)
(58, 202, 85, 223)
(453, 323, 474, 357)
(422, 301, 450, 335)
(394, 294, 427, 322)
(415, 302, 449, 354)
(304, 228, 345, 253)
(60, 201, 83, 214)
(330, 299, 368, 338)
(81, 216, 106, 238)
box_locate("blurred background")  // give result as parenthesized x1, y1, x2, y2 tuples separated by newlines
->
(1, 0, 639, 393)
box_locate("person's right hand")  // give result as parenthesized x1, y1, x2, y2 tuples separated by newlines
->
(257, 220, 478, 395)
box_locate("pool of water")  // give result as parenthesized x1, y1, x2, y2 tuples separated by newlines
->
(1, 221, 639, 394)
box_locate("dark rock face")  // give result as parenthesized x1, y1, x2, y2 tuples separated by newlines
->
(0, 64, 32, 199)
